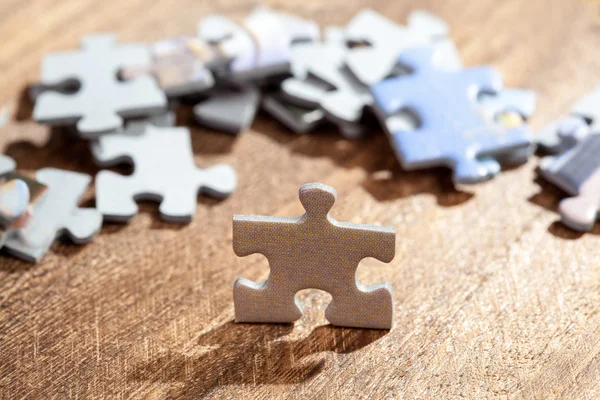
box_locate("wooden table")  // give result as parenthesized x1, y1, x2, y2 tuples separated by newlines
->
(1, 0, 599, 398)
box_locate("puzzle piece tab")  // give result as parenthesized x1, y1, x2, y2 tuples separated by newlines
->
(233, 182, 396, 329)
(540, 133, 600, 231)
(370, 47, 532, 184)
(34, 34, 167, 137)
(2, 169, 100, 263)
(92, 116, 237, 223)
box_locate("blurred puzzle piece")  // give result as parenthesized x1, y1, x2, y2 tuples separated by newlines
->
(33, 33, 167, 137)
(92, 115, 237, 223)
(2, 168, 100, 263)
(370, 47, 532, 184)
(540, 133, 600, 232)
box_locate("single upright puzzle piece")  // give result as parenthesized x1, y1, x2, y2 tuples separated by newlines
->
(540, 133, 600, 231)
(33, 34, 167, 137)
(2, 169, 101, 263)
(233, 182, 396, 329)
(92, 116, 237, 223)
(370, 47, 532, 184)
(344, 9, 450, 85)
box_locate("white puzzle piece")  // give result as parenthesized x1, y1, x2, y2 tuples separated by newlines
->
(197, 7, 319, 80)
(344, 9, 450, 85)
(92, 116, 237, 223)
(3, 169, 101, 263)
(33, 34, 167, 137)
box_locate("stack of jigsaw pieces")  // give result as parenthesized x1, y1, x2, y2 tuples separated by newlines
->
(2, 6, 599, 263)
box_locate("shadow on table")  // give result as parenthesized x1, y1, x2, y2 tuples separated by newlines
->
(528, 175, 600, 238)
(252, 111, 474, 207)
(130, 320, 387, 398)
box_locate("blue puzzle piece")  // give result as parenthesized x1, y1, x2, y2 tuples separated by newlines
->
(371, 47, 532, 184)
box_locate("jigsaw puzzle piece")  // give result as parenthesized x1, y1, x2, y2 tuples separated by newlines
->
(371, 47, 531, 184)
(93, 118, 236, 223)
(282, 28, 374, 137)
(537, 116, 589, 153)
(0, 155, 30, 225)
(197, 7, 319, 80)
(261, 90, 326, 133)
(0, 179, 30, 225)
(233, 183, 395, 329)
(193, 86, 260, 134)
(572, 86, 600, 132)
(344, 9, 449, 85)
(34, 33, 167, 137)
(540, 133, 600, 231)
(537, 86, 600, 153)
(476, 88, 537, 166)
(120, 37, 216, 98)
(2, 169, 100, 262)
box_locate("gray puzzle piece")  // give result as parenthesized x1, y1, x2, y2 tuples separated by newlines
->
(537, 86, 600, 153)
(370, 47, 532, 184)
(33, 33, 167, 137)
(3, 169, 101, 263)
(540, 133, 600, 231)
(193, 86, 260, 134)
(261, 90, 326, 133)
(92, 117, 237, 223)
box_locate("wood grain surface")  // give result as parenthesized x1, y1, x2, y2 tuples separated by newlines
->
(1, 0, 600, 398)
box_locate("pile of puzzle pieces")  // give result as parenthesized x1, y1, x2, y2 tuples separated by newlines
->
(536, 87, 600, 231)
(2, 7, 599, 263)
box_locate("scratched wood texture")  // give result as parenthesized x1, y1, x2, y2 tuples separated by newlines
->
(1, 0, 600, 398)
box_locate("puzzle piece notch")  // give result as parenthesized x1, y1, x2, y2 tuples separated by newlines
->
(370, 47, 532, 184)
(540, 133, 600, 231)
(233, 182, 396, 329)
(34, 33, 167, 137)
(537, 116, 590, 154)
(93, 117, 237, 223)
(2, 169, 101, 263)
